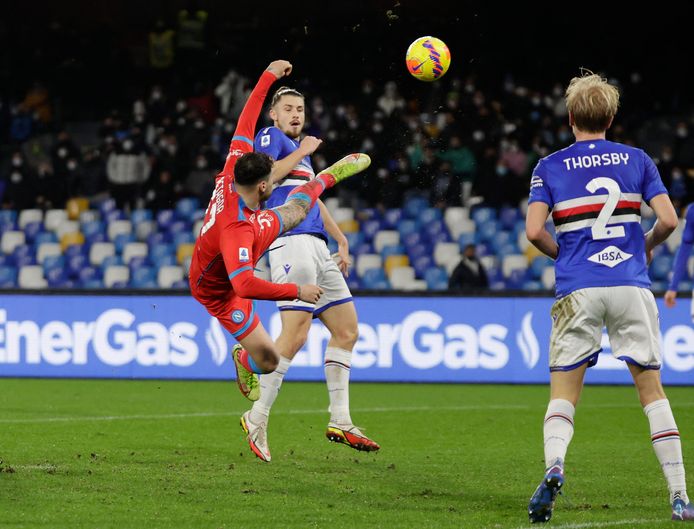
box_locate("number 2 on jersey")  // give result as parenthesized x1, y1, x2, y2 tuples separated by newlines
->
(586, 177, 625, 240)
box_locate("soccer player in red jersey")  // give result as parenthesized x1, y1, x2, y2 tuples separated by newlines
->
(189, 60, 371, 412)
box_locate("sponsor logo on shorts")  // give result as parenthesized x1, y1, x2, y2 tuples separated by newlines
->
(587, 246, 632, 268)
(239, 247, 249, 263)
(283, 264, 291, 274)
(231, 310, 245, 324)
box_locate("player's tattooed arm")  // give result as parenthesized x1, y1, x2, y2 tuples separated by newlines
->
(273, 201, 309, 234)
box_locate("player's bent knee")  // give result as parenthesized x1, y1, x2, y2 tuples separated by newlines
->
(332, 325, 358, 349)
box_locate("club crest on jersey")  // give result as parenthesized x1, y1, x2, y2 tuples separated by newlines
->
(231, 310, 245, 324)
(239, 247, 250, 263)
(587, 246, 632, 268)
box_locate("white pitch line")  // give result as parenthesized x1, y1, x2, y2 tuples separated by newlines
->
(0, 401, 693, 425)
(510, 518, 660, 529)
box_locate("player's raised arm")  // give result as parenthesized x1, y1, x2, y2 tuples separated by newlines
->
(220, 60, 293, 178)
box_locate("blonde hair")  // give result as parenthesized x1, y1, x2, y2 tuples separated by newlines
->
(565, 70, 620, 133)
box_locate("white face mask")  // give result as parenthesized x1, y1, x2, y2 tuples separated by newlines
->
(12, 156, 22, 167)
(67, 160, 78, 170)
(58, 147, 68, 158)
(122, 139, 134, 151)
(196, 158, 207, 169)
(11, 171, 22, 183)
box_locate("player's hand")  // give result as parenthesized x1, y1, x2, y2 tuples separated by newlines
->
(266, 60, 292, 79)
(297, 284, 323, 303)
(298, 135, 322, 156)
(664, 290, 677, 308)
(333, 242, 352, 277)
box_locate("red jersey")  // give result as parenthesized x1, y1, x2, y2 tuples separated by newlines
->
(189, 70, 298, 338)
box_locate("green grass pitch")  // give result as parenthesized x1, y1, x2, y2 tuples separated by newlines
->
(0, 379, 692, 528)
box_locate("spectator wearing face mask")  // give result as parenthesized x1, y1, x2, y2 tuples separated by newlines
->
(106, 138, 152, 209)
(184, 152, 214, 201)
(448, 244, 489, 291)
(2, 151, 36, 209)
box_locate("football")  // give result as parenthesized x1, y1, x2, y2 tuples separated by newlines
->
(405, 36, 451, 81)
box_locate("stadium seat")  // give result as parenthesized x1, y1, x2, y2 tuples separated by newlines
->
(18, 209, 43, 229)
(104, 265, 130, 288)
(104, 209, 125, 223)
(23, 222, 44, 244)
(356, 254, 382, 278)
(541, 267, 555, 290)
(60, 232, 85, 251)
(157, 210, 176, 230)
(471, 207, 496, 225)
(170, 279, 189, 289)
(332, 207, 355, 224)
(650, 254, 674, 281)
(499, 207, 521, 230)
(403, 197, 428, 219)
(361, 267, 387, 286)
(373, 230, 400, 253)
(665, 221, 685, 253)
(457, 233, 476, 249)
(168, 220, 189, 236)
(406, 243, 430, 262)
(66, 254, 88, 278)
(45, 209, 68, 232)
(361, 219, 382, 240)
(114, 233, 136, 253)
(45, 265, 67, 287)
(149, 243, 175, 263)
(323, 197, 340, 214)
(522, 280, 543, 291)
(56, 220, 80, 240)
(389, 266, 415, 289)
(131, 266, 156, 285)
(18, 265, 47, 289)
(383, 209, 402, 229)
(530, 256, 554, 279)
(384, 255, 409, 276)
(0, 210, 17, 226)
(136, 220, 157, 242)
(397, 219, 420, 238)
(100, 255, 124, 271)
(123, 242, 148, 264)
(444, 206, 469, 228)
(108, 220, 133, 241)
(131, 209, 154, 225)
(2, 231, 26, 255)
(490, 231, 513, 253)
(476, 220, 500, 244)
(177, 243, 195, 265)
(424, 267, 448, 290)
(79, 210, 100, 224)
(412, 255, 434, 278)
(502, 254, 528, 278)
(0, 265, 18, 287)
(37, 242, 62, 264)
(64, 243, 86, 258)
(433, 242, 459, 267)
(12, 245, 35, 267)
(337, 219, 359, 234)
(402, 279, 427, 291)
(97, 198, 116, 216)
(175, 198, 200, 220)
(191, 209, 205, 222)
(345, 231, 364, 249)
(157, 265, 184, 288)
(679, 280, 692, 293)
(89, 242, 116, 266)
(418, 208, 442, 225)
(78, 266, 101, 283)
(182, 255, 193, 277)
(506, 268, 529, 289)
(402, 231, 422, 248)
(171, 232, 195, 247)
(192, 220, 203, 238)
(517, 230, 531, 252)
(651, 281, 667, 292)
(66, 197, 89, 220)
(423, 220, 447, 239)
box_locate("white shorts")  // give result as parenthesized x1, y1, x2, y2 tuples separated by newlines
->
(269, 234, 352, 316)
(549, 286, 661, 371)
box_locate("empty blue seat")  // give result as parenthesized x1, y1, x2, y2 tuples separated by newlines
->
(650, 281, 667, 291)
(43, 255, 65, 272)
(496, 243, 520, 257)
(64, 244, 87, 258)
(403, 197, 429, 219)
(191, 209, 206, 222)
(24, 222, 44, 244)
(128, 256, 148, 271)
(147, 232, 170, 246)
(423, 220, 446, 238)
(131, 209, 153, 225)
(175, 198, 200, 220)
(130, 278, 158, 289)
(12, 245, 35, 267)
(98, 198, 116, 216)
(359, 208, 381, 221)
(362, 268, 387, 285)
(114, 233, 136, 253)
(33, 231, 58, 246)
(327, 239, 338, 254)
(157, 210, 176, 230)
(149, 243, 175, 262)
(490, 231, 512, 253)
(425, 267, 448, 290)
(530, 256, 554, 279)
(402, 231, 422, 248)
(132, 267, 156, 284)
(86, 232, 107, 245)
(512, 219, 526, 237)
(46, 267, 67, 287)
(381, 244, 406, 258)
(397, 219, 420, 238)
(407, 243, 430, 261)
(153, 254, 177, 268)
(346, 276, 361, 290)
(471, 207, 497, 224)
(476, 220, 500, 244)
(418, 208, 442, 225)
(345, 232, 364, 249)
(100, 255, 123, 271)
(173, 232, 196, 246)
(80, 279, 104, 289)
(650, 255, 673, 281)
(499, 207, 520, 230)
(679, 280, 693, 292)
(522, 280, 544, 291)
(0, 255, 10, 266)
(0, 265, 18, 286)
(67, 254, 88, 278)
(77, 266, 101, 283)
(458, 233, 476, 248)
(168, 220, 190, 235)
(429, 231, 451, 245)
(104, 209, 125, 223)
(352, 242, 373, 256)
(506, 268, 529, 289)
(171, 279, 189, 289)
(412, 255, 434, 278)
(0, 210, 17, 224)
(383, 209, 402, 229)
(362, 219, 383, 240)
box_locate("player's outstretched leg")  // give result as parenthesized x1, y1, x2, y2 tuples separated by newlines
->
(528, 459, 564, 523)
(240, 410, 271, 462)
(273, 153, 371, 234)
